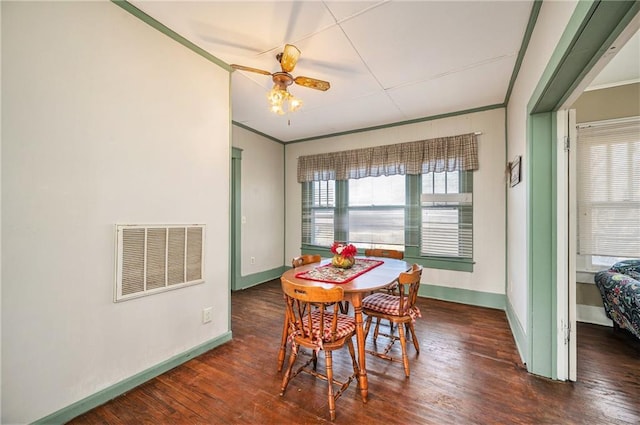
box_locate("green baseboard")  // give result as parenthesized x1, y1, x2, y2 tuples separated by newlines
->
(420, 284, 505, 310)
(233, 266, 287, 291)
(33, 332, 233, 425)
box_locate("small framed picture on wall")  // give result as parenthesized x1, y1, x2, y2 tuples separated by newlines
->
(510, 156, 521, 187)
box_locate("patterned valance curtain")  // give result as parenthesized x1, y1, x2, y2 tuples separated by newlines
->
(297, 133, 478, 182)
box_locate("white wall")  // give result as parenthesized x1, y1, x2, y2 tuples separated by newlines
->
(285, 109, 506, 296)
(232, 126, 285, 275)
(506, 1, 578, 332)
(1, 3, 230, 423)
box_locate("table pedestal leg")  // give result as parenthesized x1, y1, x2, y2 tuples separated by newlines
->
(352, 295, 368, 403)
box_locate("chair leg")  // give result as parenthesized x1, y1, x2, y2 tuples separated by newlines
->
(364, 315, 373, 341)
(339, 301, 350, 314)
(397, 323, 410, 378)
(325, 351, 336, 421)
(346, 338, 360, 380)
(408, 322, 420, 354)
(277, 311, 289, 372)
(280, 344, 299, 395)
(373, 317, 381, 338)
(312, 349, 318, 371)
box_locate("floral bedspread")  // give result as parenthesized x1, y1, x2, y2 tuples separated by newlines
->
(295, 258, 384, 284)
(594, 259, 640, 340)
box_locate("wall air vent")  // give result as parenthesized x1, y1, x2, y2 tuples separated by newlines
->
(115, 224, 205, 302)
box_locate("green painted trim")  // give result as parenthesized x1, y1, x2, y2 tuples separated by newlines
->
(420, 285, 505, 310)
(234, 266, 288, 291)
(504, 1, 542, 105)
(527, 112, 555, 378)
(335, 180, 349, 242)
(286, 104, 504, 144)
(111, 1, 232, 72)
(522, 0, 639, 380)
(505, 297, 527, 366)
(300, 247, 473, 272)
(528, 0, 597, 113)
(301, 245, 333, 258)
(231, 149, 242, 291)
(232, 147, 243, 159)
(529, 0, 640, 113)
(232, 121, 285, 145)
(407, 255, 474, 273)
(33, 333, 232, 425)
(406, 175, 421, 248)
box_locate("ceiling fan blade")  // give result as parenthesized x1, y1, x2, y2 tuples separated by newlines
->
(294, 76, 331, 91)
(280, 44, 301, 73)
(231, 64, 272, 76)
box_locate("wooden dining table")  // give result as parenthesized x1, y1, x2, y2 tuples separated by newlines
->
(279, 256, 410, 403)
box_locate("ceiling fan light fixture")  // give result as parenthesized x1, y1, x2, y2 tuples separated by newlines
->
(266, 86, 303, 115)
(289, 96, 303, 112)
(270, 104, 285, 115)
(267, 87, 285, 105)
(279, 44, 301, 73)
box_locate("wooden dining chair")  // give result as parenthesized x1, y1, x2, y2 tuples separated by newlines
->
(362, 263, 423, 377)
(279, 279, 360, 421)
(278, 254, 323, 371)
(291, 254, 322, 268)
(364, 248, 405, 334)
(364, 248, 404, 260)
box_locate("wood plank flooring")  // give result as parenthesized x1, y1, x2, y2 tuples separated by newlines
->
(69, 279, 640, 424)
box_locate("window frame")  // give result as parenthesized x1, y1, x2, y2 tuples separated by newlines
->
(301, 173, 474, 272)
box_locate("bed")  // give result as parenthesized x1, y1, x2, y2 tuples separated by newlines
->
(594, 259, 640, 341)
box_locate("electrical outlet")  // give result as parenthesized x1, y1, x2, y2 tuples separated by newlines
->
(202, 307, 213, 324)
(250, 256, 256, 264)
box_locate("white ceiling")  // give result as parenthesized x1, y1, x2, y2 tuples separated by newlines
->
(129, 1, 637, 143)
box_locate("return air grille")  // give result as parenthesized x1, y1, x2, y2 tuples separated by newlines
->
(115, 224, 205, 302)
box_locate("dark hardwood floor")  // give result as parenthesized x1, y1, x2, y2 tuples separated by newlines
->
(70, 279, 640, 424)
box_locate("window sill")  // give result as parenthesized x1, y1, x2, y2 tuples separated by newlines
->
(576, 270, 596, 284)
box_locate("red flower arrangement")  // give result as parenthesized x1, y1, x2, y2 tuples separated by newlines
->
(330, 242, 357, 259)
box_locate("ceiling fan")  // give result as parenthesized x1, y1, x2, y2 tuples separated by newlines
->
(231, 44, 330, 116)
(231, 44, 331, 93)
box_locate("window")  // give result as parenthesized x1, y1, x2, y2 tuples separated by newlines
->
(421, 171, 473, 259)
(348, 175, 405, 249)
(576, 117, 640, 269)
(297, 132, 478, 270)
(302, 180, 335, 246)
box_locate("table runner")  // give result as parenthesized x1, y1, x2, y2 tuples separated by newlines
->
(295, 258, 384, 284)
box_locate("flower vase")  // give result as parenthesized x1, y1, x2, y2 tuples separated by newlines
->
(332, 255, 355, 269)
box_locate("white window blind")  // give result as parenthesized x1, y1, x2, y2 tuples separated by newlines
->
(576, 117, 640, 258)
(302, 180, 335, 246)
(421, 171, 473, 258)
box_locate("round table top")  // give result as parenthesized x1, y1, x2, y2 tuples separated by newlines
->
(280, 256, 410, 294)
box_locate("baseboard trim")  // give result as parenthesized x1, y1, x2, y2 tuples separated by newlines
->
(234, 266, 286, 291)
(505, 297, 528, 367)
(577, 304, 612, 327)
(419, 284, 505, 310)
(33, 332, 233, 425)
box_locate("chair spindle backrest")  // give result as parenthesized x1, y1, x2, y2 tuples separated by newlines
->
(396, 264, 423, 315)
(291, 254, 322, 268)
(364, 248, 404, 260)
(281, 279, 344, 344)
